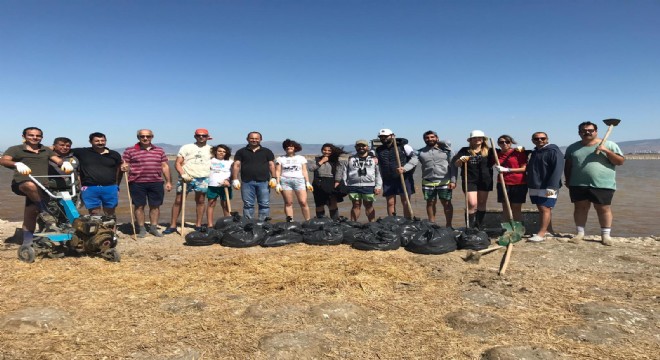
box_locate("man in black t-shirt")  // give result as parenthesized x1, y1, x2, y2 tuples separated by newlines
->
(71, 132, 122, 216)
(231, 131, 276, 220)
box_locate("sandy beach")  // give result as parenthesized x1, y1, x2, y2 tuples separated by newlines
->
(0, 218, 658, 359)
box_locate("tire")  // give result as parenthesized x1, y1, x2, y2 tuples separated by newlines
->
(102, 248, 121, 262)
(18, 245, 35, 263)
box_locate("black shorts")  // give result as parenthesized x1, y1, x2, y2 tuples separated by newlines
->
(11, 181, 38, 206)
(497, 183, 528, 204)
(382, 177, 415, 197)
(462, 181, 493, 192)
(128, 182, 165, 207)
(312, 177, 344, 206)
(569, 186, 615, 205)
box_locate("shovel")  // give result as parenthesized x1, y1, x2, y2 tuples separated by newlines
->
(392, 134, 414, 219)
(595, 118, 621, 154)
(490, 139, 525, 275)
(180, 181, 187, 239)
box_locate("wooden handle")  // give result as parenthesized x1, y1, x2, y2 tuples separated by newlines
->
(181, 182, 187, 239)
(124, 175, 137, 241)
(392, 135, 414, 219)
(490, 138, 514, 220)
(224, 186, 232, 213)
(595, 125, 614, 154)
(498, 242, 513, 275)
(464, 161, 469, 227)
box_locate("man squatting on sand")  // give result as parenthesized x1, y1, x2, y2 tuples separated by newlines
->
(564, 121, 625, 246)
(1, 127, 74, 247)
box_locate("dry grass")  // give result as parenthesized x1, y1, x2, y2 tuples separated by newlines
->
(0, 224, 658, 359)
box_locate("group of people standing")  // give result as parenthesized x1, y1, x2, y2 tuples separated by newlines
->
(2, 121, 624, 249)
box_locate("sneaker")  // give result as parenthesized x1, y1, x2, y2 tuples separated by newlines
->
(569, 233, 584, 244)
(162, 227, 178, 235)
(601, 234, 613, 246)
(137, 226, 147, 238)
(528, 234, 546, 243)
(148, 226, 164, 238)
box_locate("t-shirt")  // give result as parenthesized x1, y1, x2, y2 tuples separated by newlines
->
(71, 147, 122, 186)
(122, 144, 168, 183)
(276, 155, 307, 179)
(564, 140, 623, 190)
(177, 143, 212, 178)
(497, 149, 527, 185)
(209, 158, 232, 186)
(4, 144, 55, 185)
(234, 146, 275, 182)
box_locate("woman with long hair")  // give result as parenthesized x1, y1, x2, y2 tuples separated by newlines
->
(494, 135, 528, 222)
(453, 130, 496, 229)
(307, 143, 348, 219)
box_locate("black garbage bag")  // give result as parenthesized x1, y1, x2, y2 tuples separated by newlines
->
(302, 217, 335, 231)
(261, 228, 304, 247)
(271, 221, 303, 233)
(341, 227, 365, 245)
(397, 223, 424, 247)
(377, 215, 410, 227)
(405, 224, 457, 255)
(220, 222, 266, 248)
(185, 229, 221, 246)
(214, 212, 244, 231)
(351, 229, 400, 251)
(303, 223, 343, 245)
(456, 228, 491, 250)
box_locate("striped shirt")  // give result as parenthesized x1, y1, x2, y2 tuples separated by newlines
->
(122, 144, 168, 183)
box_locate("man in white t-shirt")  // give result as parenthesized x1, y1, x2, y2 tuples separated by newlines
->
(163, 128, 213, 234)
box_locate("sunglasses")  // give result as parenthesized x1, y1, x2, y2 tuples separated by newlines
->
(195, 134, 209, 138)
(498, 140, 511, 144)
(138, 135, 153, 139)
(580, 129, 596, 134)
(532, 137, 547, 141)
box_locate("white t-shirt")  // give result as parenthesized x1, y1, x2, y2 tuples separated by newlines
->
(209, 158, 232, 186)
(276, 155, 307, 179)
(178, 143, 212, 178)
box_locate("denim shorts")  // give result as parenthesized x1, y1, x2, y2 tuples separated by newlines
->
(280, 177, 305, 191)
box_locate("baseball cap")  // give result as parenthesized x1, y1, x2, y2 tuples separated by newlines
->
(378, 129, 394, 136)
(355, 139, 369, 146)
(195, 128, 213, 140)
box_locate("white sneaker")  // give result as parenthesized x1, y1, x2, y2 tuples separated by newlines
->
(569, 233, 584, 244)
(528, 234, 546, 242)
(601, 234, 613, 246)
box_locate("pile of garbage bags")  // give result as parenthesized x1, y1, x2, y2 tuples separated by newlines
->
(184, 213, 491, 255)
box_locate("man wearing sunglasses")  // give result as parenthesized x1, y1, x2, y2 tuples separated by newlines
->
(564, 121, 625, 246)
(525, 132, 564, 242)
(163, 129, 213, 234)
(121, 129, 172, 237)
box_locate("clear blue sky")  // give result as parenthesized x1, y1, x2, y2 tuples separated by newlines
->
(1, 0, 658, 151)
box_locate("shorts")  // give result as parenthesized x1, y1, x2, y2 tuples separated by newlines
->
(280, 177, 305, 191)
(128, 182, 165, 207)
(529, 188, 558, 208)
(462, 181, 493, 192)
(348, 193, 376, 202)
(176, 177, 209, 194)
(382, 177, 415, 197)
(81, 185, 119, 209)
(422, 180, 452, 201)
(207, 186, 233, 201)
(569, 186, 614, 205)
(312, 177, 344, 206)
(11, 181, 37, 206)
(347, 185, 376, 202)
(497, 183, 528, 204)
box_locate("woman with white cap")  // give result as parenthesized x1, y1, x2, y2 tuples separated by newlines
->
(452, 130, 496, 229)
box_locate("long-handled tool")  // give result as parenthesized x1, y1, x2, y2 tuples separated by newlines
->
(595, 118, 621, 154)
(180, 182, 187, 239)
(392, 134, 414, 219)
(224, 187, 232, 213)
(463, 161, 470, 227)
(124, 175, 137, 241)
(463, 245, 505, 263)
(490, 138, 525, 276)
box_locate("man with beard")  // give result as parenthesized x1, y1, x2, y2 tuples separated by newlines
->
(564, 121, 625, 246)
(335, 140, 382, 222)
(526, 132, 564, 242)
(72, 132, 123, 216)
(375, 129, 419, 219)
(1, 127, 73, 253)
(416, 130, 456, 227)
(48, 137, 80, 193)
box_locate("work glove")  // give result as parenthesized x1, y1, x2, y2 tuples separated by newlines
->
(61, 161, 74, 174)
(494, 165, 510, 173)
(268, 178, 277, 188)
(516, 146, 525, 152)
(14, 162, 31, 175)
(459, 156, 470, 163)
(232, 179, 241, 190)
(306, 181, 314, 191)
(545, 189, 557, 197)
(275, 184, 283, 194)
(181, 173, 193, 183)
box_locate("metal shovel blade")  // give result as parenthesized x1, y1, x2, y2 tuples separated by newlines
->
(603, 118, 621, 126)
(497, 221, 525, 246)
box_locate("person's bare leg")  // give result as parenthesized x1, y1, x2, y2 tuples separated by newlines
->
(364, 201, 376, 222)
(426, 199, 437, 222)
(282, 190, 294, 218)
(510, 203, 523, 222)
(386, 195, 396, 215)
(168, 193, 183, 228)
(440, 199, 453, 228)
(351, 199, 362, 221)
(194, 192, 206, 227)
(400, 194, 411, 218)
(294, 189, 310, 220)
(207, 198, 217, 227)
(536, 205, 551, 237)
(135, 205, 146, 227)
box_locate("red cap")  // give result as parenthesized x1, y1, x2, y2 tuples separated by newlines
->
(194, 128, 212, 140)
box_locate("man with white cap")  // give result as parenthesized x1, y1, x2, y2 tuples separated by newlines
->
(163, 128, 213, 234)
(375, 129, 418, 218)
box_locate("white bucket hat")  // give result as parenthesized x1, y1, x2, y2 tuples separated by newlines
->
(468, 130, 486, 139)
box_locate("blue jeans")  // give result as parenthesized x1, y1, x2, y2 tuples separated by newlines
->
(241, 181, 270, 220)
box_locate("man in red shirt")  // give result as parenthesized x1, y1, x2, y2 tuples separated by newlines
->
(121, 129, 172, 237)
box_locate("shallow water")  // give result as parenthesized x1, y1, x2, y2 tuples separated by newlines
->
(1, 160, 658, 237)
